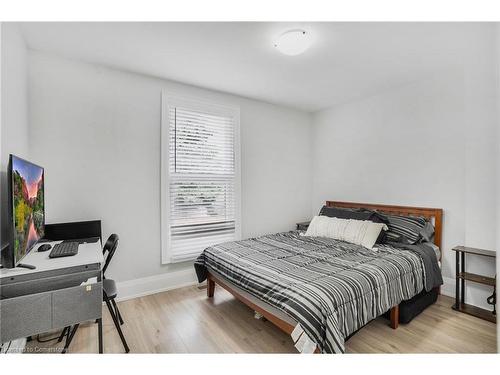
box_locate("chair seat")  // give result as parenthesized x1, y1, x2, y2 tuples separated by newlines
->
(103, 278, 118, 299)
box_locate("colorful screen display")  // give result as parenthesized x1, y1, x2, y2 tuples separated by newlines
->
(10, 155, 45, 263)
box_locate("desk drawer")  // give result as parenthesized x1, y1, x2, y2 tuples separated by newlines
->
(0, 292, 52, 343)
(0, 269, 101, 299)
(52, 282, 102, 329)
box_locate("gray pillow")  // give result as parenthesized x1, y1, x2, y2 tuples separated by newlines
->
(418, 221, 435, 243)
(382, 214, 429, 244)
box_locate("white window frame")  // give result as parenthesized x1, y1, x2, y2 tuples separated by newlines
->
(160, 91, 241, 264)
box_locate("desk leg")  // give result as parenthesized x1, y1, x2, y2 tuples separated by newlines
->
(455, 251, 460, 309)
(97, 318, 103, 354)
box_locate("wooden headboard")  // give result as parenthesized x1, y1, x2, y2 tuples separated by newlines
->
(325, 201, 443, 254)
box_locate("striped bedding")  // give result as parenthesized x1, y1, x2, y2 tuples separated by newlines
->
(194, 231, 430, 353)
(384, 214, 428, 244)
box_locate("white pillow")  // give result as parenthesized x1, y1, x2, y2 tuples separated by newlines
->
(304, 215, 388, 250)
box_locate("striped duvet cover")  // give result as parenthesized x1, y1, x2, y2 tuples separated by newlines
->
(194, 231, 427, 353)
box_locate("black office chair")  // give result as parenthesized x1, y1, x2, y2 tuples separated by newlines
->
(101, 234, 129, 353)
(59, 234, 129, 353)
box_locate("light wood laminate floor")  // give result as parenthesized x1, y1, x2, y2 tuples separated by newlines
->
(27, 285, 497, 353)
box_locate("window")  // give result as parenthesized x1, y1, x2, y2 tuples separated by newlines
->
(161, 94, 241, 263)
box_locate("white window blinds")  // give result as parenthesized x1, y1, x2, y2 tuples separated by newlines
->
(162, 98, 240, 263)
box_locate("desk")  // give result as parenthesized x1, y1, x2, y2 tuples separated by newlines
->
(0, 240, 104, 352)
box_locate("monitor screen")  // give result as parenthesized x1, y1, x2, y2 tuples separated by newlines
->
(9, 155, 45, 264)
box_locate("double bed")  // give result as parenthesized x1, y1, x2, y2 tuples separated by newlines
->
(194, 201, 443, 353)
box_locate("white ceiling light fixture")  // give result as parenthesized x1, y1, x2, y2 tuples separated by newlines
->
(274, 29, 312, 56)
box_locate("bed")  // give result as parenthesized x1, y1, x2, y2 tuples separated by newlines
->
(194, 201, 443, 353)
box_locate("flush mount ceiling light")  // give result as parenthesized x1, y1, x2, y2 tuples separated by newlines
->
(274, 29, 311, 56)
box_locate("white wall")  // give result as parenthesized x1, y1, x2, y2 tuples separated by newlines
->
(312, 26, 498, 309)
(28, 51, 312, 287)
(0, 22, 1, 247)
(496, 23, 500, 351)
(462, 26, 498, 250)
(0, 23, 29, 248)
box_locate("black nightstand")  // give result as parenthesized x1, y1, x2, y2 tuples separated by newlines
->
(296, 221, 311, 231)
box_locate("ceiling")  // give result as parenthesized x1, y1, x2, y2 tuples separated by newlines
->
(19, 22, 478, 112)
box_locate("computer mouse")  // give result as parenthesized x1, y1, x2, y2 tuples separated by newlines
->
(38, 244, 52, 252)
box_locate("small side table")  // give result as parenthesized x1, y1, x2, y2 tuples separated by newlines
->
(296, 221, 311, 231)
(451, 246, 496, 323)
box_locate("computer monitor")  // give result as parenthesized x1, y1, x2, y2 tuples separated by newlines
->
(7, 154, 45, 267)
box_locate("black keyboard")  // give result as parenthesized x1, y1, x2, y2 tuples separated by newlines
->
(49, 242, 79, 258)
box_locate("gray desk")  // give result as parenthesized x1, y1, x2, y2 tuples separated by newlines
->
(0, 240, 104, 353)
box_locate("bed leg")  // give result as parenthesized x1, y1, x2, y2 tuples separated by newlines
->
(207, 277, 215, 298)
(390, 305, 399, 329)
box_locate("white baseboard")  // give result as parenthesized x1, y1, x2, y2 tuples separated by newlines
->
(115, 268, 198, 302)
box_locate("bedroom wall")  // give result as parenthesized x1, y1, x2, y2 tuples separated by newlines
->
(462, 26, 498, 251)
(496, 23, 500, 350)
(27, 51, 312, 295)
(0, 23, 29, 251)
(311, 26, 498, 309)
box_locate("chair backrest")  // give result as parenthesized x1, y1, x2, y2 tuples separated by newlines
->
(102, 234, 119, 277)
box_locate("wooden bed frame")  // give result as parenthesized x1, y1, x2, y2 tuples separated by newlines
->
(206, 200, 443, 350)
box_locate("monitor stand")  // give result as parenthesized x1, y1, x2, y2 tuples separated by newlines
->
(17, 263, 36, 270)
